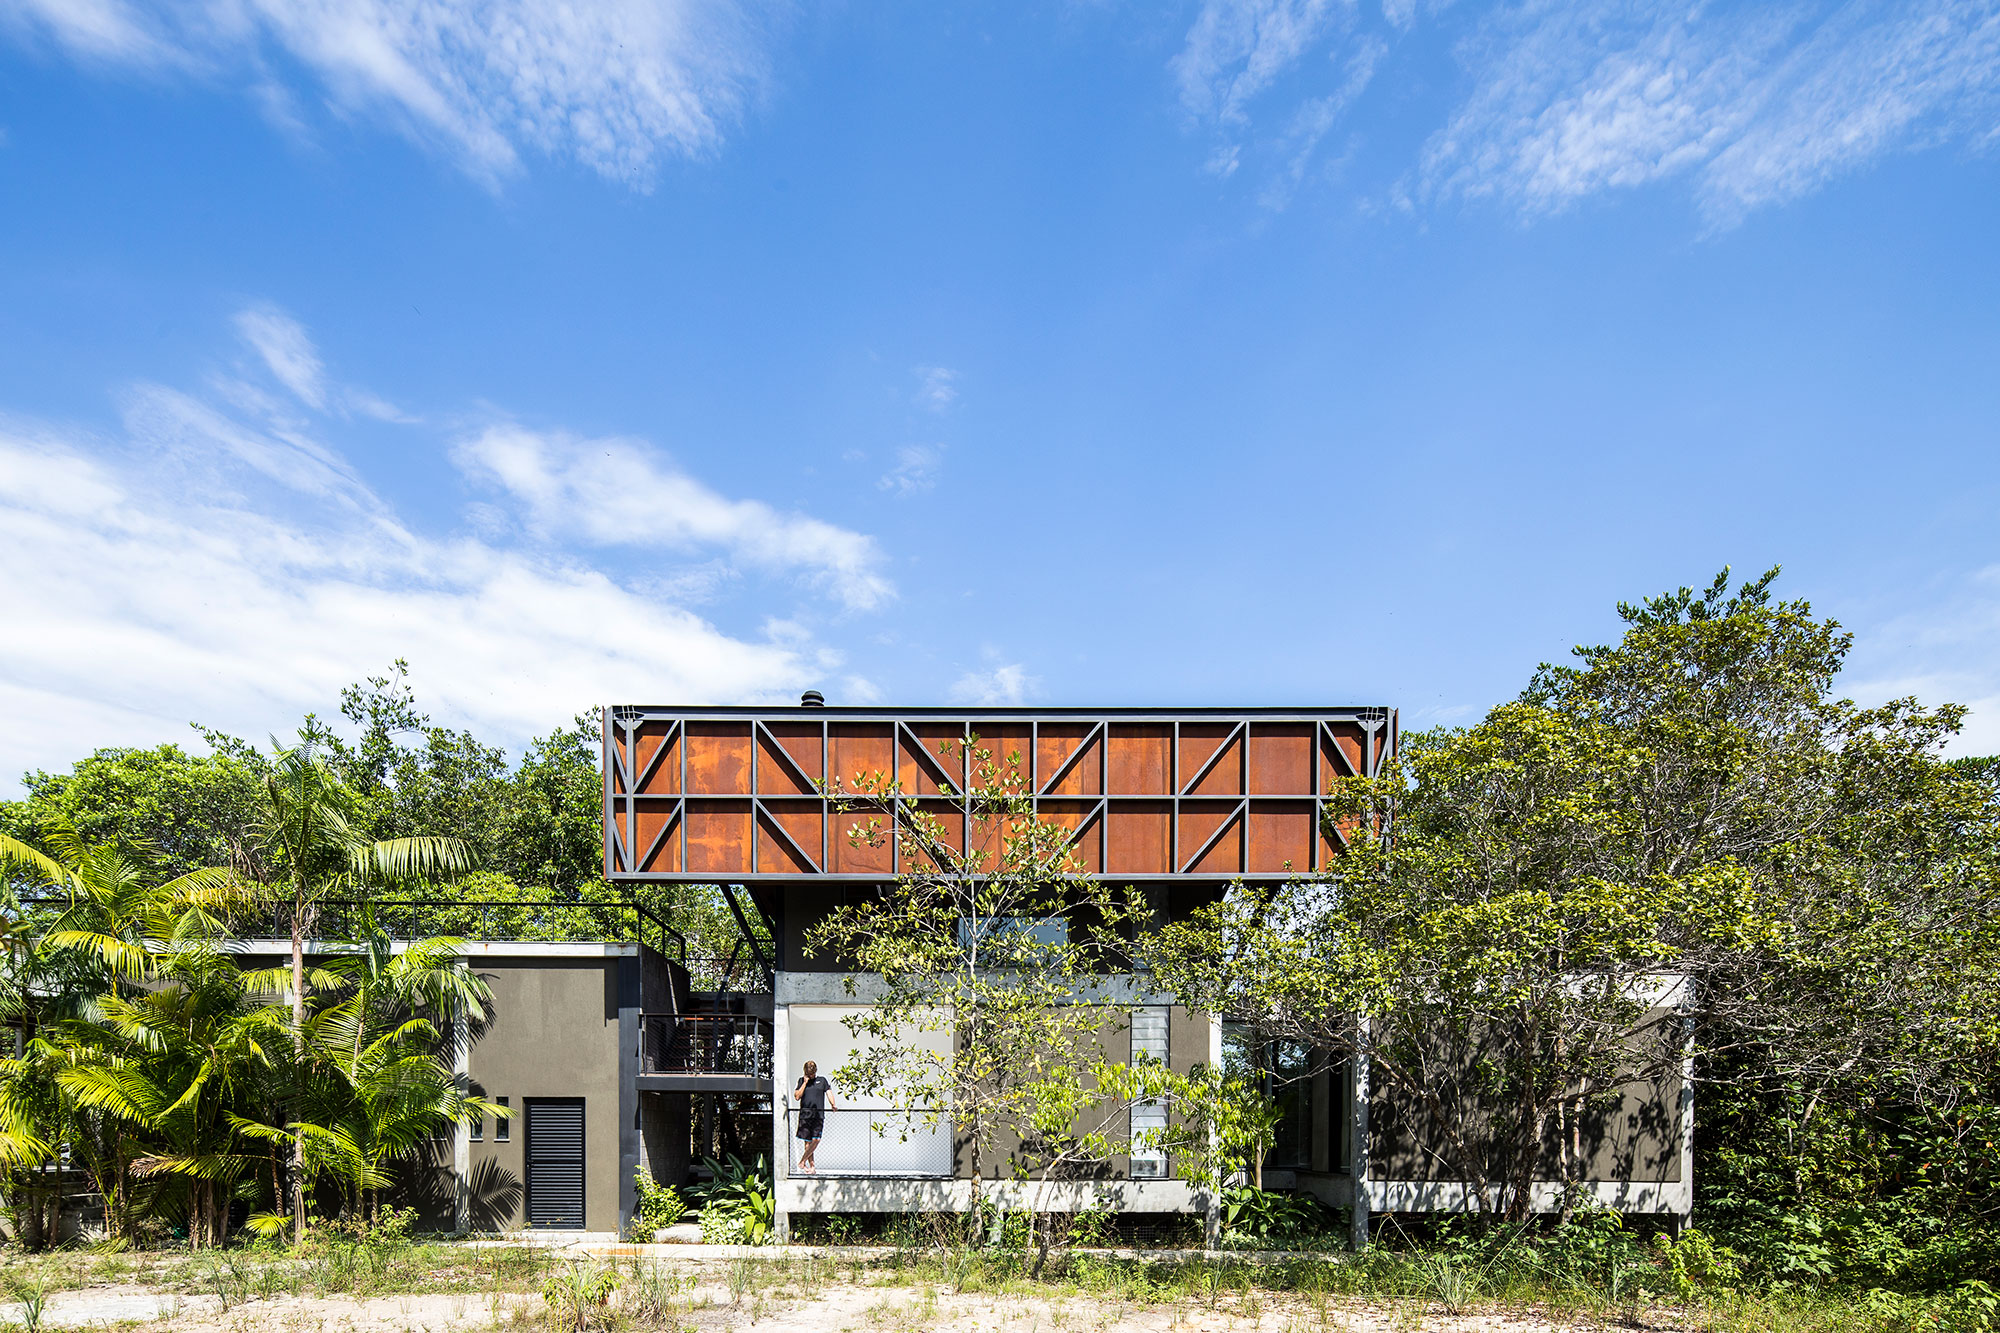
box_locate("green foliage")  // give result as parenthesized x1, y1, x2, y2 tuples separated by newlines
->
(1217, 1185, 1333, 1247)
(633, 1169, 687, 1234)
(541, 1259, 619, 1331)
(1149, 567, 2000, 1249)
(808, 733, 1269, 1232)
(0, 745, 261, 881)
(692, 1155, 774, 1245)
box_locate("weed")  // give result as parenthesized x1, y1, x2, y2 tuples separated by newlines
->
(9, 1273, 48, 1333)
(540, 1260, 618, 1333)
(1412, 1252, 1479, 1315)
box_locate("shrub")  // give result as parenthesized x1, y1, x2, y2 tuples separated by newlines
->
(633, 1171, 686, 1236)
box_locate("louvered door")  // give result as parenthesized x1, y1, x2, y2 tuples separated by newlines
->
(525, 1098, 586, 1228)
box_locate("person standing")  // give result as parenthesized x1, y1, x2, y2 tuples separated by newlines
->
(794, 1061, 836, 1173)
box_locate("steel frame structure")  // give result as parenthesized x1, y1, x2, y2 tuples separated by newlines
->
(602, 705, 1396, 886)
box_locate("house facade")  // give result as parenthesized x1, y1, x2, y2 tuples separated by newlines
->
(345, 697, 1691, 1243)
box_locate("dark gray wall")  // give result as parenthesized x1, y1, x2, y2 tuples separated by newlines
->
(466, 954, 636, 1233)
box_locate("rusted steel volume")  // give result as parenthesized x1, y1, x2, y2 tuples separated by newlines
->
(603, 705, 1395, 884)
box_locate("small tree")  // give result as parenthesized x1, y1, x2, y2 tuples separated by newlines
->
(808, 735, 1248, 1268)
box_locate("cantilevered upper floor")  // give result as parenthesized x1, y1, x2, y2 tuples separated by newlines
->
(601, 702, 1397, 886)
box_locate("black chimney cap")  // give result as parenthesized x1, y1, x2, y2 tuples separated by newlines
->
(800, 690, 825, 707)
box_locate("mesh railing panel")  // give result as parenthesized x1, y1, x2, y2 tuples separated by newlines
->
(639, 1015, 770, 1076)
(787, 1108, 953, 1178)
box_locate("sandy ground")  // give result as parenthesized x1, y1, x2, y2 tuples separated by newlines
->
(0, 1261, 1674, 1333)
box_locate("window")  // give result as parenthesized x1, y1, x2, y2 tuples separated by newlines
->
(958, 916, 1067, 962)
(470, 1115, 483, 1142)
(496, 1097, 510, 1142)
(1221, 1025, 1315, 1170)
(1129, 1007, 1169, 1179)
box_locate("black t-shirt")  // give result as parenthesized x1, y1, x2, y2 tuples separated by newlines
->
(798, 1076, 830, 1113)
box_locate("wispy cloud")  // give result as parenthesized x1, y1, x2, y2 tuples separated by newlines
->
(234, 305, 327, 410)
(1842, 564, 2000, 758)
(0, 306, 872, 787)
(949, 661, 1036, 706)
(0, 0, 772, 187)
(1174, 0, 1350, 130)
(914, 366, 958, 412)
(1422, 0, 2000, 225)
(877, 443, 945, 498)
(1174, 0, 2000, 226)
(455, 424, 892, 611)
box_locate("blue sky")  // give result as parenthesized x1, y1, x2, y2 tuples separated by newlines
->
(3, 0, 1998, 785)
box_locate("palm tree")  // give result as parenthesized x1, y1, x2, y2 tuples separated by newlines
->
(54, 955, 282, 1246)
(239, 746, 474, 1242)
(239, 916, 505, 1227)
(0, 828, 247, 1246)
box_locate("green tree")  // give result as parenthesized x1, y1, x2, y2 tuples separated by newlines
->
(238, 914, 504, 1230)
(0, 827, 261, 1247)
(1149, 569, 2000, 1228)
(0, 745, 261, 881)
(809, 735, 1252, 1267)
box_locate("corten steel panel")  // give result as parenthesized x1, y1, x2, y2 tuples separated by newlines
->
(687, 723, 752, 794)
(1037, 724, 1103, 797)
(1107, 724, 1172, 795)
(1178, 724, 1240, 798)
(603, 705, 1394, 885)
(1247, 801, 1315, 875)
(1106, 801, 1172, 876)
(1248, 726, 1312, 796)
(758, 726, 821, 796)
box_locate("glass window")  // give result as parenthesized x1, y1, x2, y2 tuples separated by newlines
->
(957, 916, 1067, 961)
(496, 1096, 510, 1142)
(470, 1116, 483, 1143)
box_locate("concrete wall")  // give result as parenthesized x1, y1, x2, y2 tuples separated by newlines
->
(463, 946, 640, 1234)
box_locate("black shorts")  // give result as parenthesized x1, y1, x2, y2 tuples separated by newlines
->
(796, 1112, 825, 1141)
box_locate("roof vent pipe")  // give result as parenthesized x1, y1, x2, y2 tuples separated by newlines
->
(799, 690, 825, 707)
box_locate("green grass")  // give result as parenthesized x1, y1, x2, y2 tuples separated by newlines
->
(0, 1238, 1990, 1332)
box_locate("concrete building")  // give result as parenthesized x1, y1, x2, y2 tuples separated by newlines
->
(348, 699, 1692, 1241)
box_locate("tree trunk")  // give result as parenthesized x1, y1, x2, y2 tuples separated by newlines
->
(18, 1175, 45, 1252)
(291, 899, 308, 1245)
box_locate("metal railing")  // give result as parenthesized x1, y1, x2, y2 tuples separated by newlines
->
(786, 1107, 954, 1178)
(639, 1014, 770, 1077)
(10, 893, 685, 962)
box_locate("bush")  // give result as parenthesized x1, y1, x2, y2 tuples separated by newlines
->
(691, 1155, 774, 1245)
(632, 1171, 686, 1236)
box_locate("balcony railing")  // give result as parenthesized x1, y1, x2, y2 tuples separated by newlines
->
(786, 1107, 953, 1178)
(639, 1014, 770, 1077)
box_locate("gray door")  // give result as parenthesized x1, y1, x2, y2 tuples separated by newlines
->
(525, 1098, 585, 1228)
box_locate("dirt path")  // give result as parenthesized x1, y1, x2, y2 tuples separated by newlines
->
(0, 1268, 1668, 1333)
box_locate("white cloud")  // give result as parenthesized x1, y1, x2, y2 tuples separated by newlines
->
(1174, 0, 1350, 127)
(877, 444, 944, 498)
(1175, 0, 2000, 226)
(454, 424, 893, 610)
(1842, 564, 2000, 759)
(948, 662, 1036, 706)
(0, 426, 816, 789)
(1257, 34, 1384, 209)
(914, 366, 958, 412)
(1420, 0, 2000, 224)
(0, 307, 888, 789)
(0, 0, 770, 187)
(234, 305, 326, 410)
